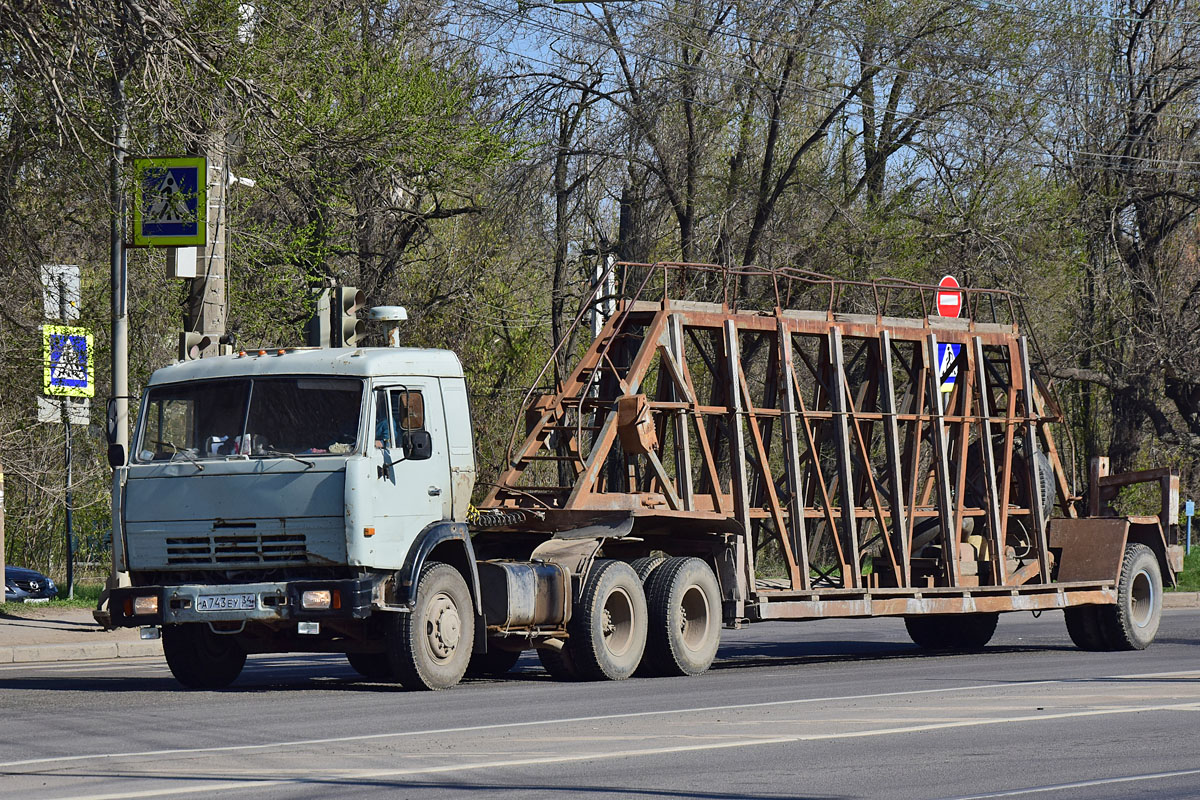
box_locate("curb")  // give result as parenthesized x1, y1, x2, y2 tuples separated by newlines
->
(1164, 591, 1200, 609)
(0, 639, 163, 665)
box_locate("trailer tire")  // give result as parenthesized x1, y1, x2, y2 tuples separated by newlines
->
(467, 646, 523, 677)
(567, 559, 648, 681)
(905, 612, 999, 651)
(639, 557, 721, 677)
(346, 652, 396, 681)
(1097, 543, 1162, 651)
(162, 623, 246, 689)
(1063, 606, 1109, 651)
(537, 645, 579, 681)
(386, 561, 474, 690)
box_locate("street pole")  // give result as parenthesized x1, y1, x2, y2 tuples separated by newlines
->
(58, 276, 75, 599)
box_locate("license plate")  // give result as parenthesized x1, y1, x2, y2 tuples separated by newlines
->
(196, 593, 256, 612)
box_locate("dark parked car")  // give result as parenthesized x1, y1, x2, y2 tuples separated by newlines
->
(4, 566, 58, 602)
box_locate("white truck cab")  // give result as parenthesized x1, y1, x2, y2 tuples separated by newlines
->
(108, 347, 489, 689)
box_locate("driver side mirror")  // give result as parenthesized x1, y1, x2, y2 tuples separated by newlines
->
(107, 444, 126, 469)
(403, 429, 433, 460)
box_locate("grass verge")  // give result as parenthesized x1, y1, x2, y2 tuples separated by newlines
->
(1172, 547, 1200, 591)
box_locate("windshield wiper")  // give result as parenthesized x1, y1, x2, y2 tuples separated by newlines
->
(261, 449, 315, 469)
(163, 443, 205, 472)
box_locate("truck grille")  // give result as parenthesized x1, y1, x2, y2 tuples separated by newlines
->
(165, 532, 308, 566)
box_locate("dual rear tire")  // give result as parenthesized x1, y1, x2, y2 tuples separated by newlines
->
(539, 556, 722, 681)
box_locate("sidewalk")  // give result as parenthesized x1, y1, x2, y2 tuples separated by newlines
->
(0, 606, 162, 664)
(2, 594, 1198, 665)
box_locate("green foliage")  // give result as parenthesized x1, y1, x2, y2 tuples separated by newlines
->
(1173, 548, 1200, 593)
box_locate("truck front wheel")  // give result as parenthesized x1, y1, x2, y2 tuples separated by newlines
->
(346, 652, 396, 682)
(387, 562, 475, 690)
(162, 623, 246, 689)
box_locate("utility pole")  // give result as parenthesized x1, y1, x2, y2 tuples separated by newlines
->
(185, 132, 227, 355)
(99, 39, 132, 625)
(1, 462, 6, 606)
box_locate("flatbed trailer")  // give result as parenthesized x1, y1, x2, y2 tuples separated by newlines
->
(476, 262, 1181, 654)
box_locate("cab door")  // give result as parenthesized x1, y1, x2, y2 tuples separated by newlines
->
(367, 381, 451, 566)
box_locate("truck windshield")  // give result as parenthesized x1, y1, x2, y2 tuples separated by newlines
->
(135, 377, 364, 462)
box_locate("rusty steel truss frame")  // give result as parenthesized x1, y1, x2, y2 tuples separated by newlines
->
(480, 263, 1129, 620)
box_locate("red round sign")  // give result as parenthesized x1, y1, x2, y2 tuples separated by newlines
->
(936, 275, 962, 318)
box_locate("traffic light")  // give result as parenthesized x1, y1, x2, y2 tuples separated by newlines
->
(332, 286, 365, 347)
(179, 331, 212, 361)
(305, 288, 332, 347)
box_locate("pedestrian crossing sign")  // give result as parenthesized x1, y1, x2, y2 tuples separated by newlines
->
(43, 325, 94, 398)
(132, 156, 206, 246)
(937, 342, 961, 394)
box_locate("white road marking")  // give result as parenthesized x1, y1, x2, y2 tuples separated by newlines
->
(4, 666, 1195, 772)
(0, 676, 1066, 768)
(938, 766, 1200, 798)
(41, 699, 1200, 800)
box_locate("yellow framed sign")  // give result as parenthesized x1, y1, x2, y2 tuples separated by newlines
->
(132, 156, 207, 247)
(42, 325, 95, 398)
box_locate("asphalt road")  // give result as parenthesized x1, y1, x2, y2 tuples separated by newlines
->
(2, 609, 1199, 800)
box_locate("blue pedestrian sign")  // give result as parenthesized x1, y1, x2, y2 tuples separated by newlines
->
(937, 342, 960, 394)
(42, 325, 94, 398)
(132, 156, 207, 246)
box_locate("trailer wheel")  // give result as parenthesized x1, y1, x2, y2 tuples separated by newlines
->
(346, 652, 396, 681)
(905, 612, 999, 651)
(537, 645, 579, 681)
(1097, 543, 1162, 651)
(386, 561, 474, 690)
(467, 646, 523, 677)
(567, 559, 648, 681)
(640, 557, 721, 677)
(162, 623, 246, 689)
(1063, 606, 1110, 651)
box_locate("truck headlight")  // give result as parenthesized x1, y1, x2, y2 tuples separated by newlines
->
(301, 590, 332, 610)
(133, 596, 159, 615)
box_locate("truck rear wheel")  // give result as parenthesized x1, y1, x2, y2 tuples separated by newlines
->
(905, 612, 999, 651)
(630, 555, 666, 581)
(537, 645, 579, 680)
(1096, 543, 1162, 651)
(162, 623, 246, 689)
(467, 646, 523, 677)
(640, 557, 720, 677)
(567, 559, 648, 681)
(386, 562, 475, 690)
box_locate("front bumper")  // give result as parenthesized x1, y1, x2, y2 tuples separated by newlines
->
(109, 579, 374, 627)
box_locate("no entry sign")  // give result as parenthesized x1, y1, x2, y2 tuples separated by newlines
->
(936, 275, 962, 318)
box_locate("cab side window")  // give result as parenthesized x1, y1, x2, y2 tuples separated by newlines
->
(374, 390, 392, 448)
(391, 389, 425, 435)
(375, 389, 425, 449)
